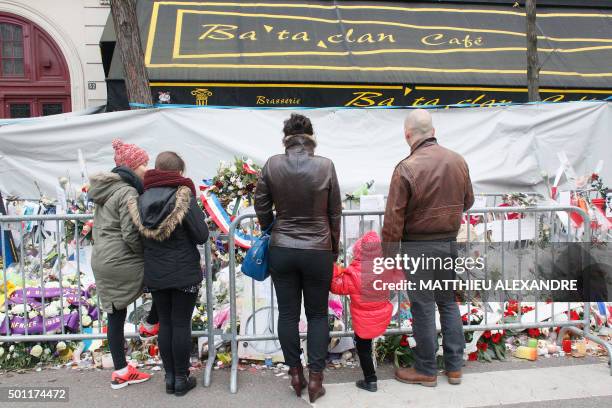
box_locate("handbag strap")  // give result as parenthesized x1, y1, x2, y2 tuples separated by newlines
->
(262, 220, 275, 235)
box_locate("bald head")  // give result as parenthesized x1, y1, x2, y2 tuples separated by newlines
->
(404, 109, 435, 147)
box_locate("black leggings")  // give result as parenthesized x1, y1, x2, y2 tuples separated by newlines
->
(269, 246, 333, 372)
(151, 289, 197, 377)
(107, 306, 128, 370)
(106, 302, 159, 371)
(355, 334, 377, 382)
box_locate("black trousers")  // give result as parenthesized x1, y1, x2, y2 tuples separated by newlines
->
(107, 306, 128, 370)
(269, 246, 333, 372)
(355, 334, 377, 382)
(151, 289, 198, 377)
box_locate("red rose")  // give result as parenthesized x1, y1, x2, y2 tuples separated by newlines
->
(591, 173, 599, 181)
(399, 335, 409, 347)
(492, 333, 502, 344)
(215, 181, 224, 188)
(528, 328, 540, 338)
(462, 314, 468, 322)
(468, 352, 478, 361)
(483, 330, 492, 339)
(477, 342, 488, 351)
(569, 310, 580, 321)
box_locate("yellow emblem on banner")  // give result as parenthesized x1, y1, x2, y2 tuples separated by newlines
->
(191, 88, 213, 105)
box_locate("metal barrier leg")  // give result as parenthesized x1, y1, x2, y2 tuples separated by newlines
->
(203, 242, 215, 387)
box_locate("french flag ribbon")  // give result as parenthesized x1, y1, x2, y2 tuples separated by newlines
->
(200, 180, 255, 249)
(242, 162, 258, 175)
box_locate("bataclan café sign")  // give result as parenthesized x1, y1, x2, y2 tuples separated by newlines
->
(102, 1, 612, 109)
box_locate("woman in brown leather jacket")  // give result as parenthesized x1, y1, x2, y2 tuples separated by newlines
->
(254, 114, 342, 403)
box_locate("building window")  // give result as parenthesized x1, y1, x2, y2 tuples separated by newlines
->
(42, 102, 63, 116)
(0, 23, 24, 76)
(9, 102, 30, 118)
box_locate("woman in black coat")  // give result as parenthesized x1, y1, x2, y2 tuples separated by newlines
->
(129, 151, 208, 397)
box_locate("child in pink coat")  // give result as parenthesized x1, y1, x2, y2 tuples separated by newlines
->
(331, 231, 393, 392)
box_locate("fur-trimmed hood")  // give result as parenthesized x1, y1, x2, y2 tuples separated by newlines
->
(128, 186, 191, 241)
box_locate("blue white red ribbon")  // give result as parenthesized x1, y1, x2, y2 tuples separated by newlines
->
(200, 180, 256, 249)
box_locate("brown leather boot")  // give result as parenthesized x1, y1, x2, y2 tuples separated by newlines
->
(308, 370, 326, 403)
(445, 370, 462, 385)
(288, 366, 307, 397)
(394, 367, 437, 387)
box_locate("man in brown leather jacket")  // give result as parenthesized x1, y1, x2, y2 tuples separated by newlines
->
(383, 109, 474, 387)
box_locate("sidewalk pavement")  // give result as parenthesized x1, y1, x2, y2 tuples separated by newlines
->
(0, 357, 610, 408)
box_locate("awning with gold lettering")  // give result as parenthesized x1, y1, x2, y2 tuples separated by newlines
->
(102, 0, 612, 109)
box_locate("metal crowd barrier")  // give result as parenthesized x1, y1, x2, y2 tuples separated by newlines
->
(0, 213, 216, 387)
(227, 205, 612, 393)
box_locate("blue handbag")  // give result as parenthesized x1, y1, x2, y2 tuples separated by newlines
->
(242, 222, 274, 281)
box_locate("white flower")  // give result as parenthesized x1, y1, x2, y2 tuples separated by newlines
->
(81, 315, 92, 327)
(30, 345, 43, 358)
(230, 176, 238, 183)
(246, 159, 253, 166)
(44, 348, 51, 355)
(408, 337, 417, 348)
(11, 304, 29, 315)
(13, 352, 18, 358)
(9, 345, 15, 352)
(62, 308, 71, 316)
(237, 180, 244, 189)
(81, 306, 89, 317)
(0, 347, 4, 357)
(228, 186, 234, 191)
(44, 304, 60, 318)
(56, 341, 67, 352)
(6, 353, 10, 360)
(28, 310, 38, 319)
(229, 165, 237, 173)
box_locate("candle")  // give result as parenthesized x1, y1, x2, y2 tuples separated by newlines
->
(562, 339, 572, 353)
(527, 338, 538, 348)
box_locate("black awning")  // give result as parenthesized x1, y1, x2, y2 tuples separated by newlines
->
(103, 0, 612, 108)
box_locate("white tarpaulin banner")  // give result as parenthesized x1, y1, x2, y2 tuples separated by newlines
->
(0, 101, 610, 198)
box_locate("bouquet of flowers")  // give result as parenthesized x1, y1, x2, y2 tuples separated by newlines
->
(208, 158, 260, 209)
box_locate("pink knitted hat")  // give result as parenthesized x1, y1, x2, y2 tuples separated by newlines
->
(112, 139, 149, 170)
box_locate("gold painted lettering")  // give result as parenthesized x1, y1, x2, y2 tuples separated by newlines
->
(345, 28, 355, 43)
(199, 24, 237, 40)
(292, 31, 310, 41)
(277, 30, 290, 40)
(328, 34, 343, 43)
(379, 97, 395, 106)
(345, 91, 382, 107)
(421, 34, 444, 46)
(239, 31, 257, 40)
(378, 33, 396, 43)
(357, 33, 375, 43)
(543, 94, 565, 102)
(411, 97, 426, 106)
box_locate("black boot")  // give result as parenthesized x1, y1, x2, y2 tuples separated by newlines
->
(174, 375, 196, 397)
(165, 372, 175, 394)
(356, 379, 378, 392)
